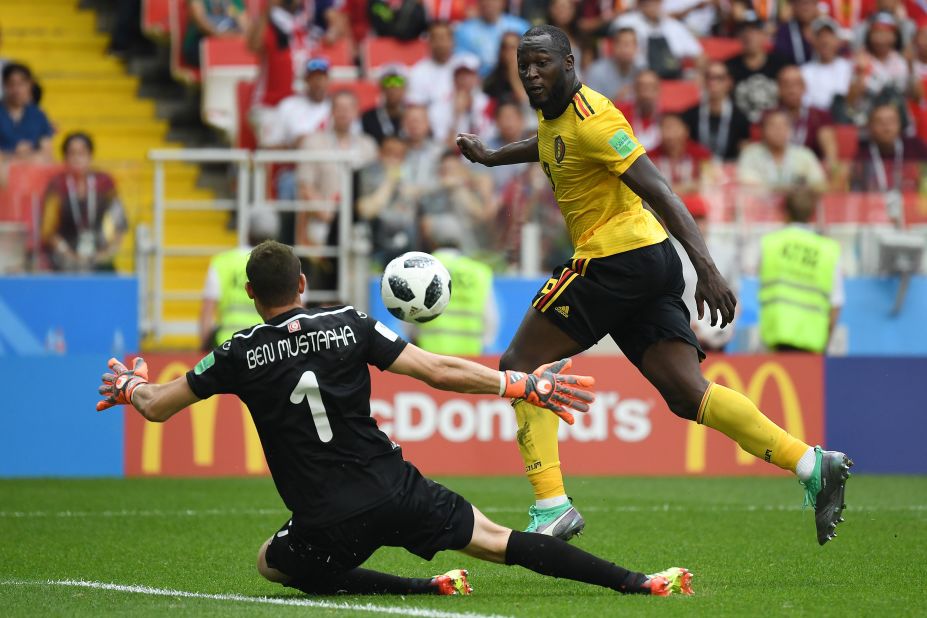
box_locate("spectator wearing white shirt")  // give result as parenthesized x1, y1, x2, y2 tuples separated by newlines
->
(611, 0, 703, 79)
(274, 57, 333, 150)
(663, 0, 717, 37)
(737, 109, 827, 191)
(408, 21, 465, 148)
(445, 56, 494, 146)
(800, 16, 853, 112)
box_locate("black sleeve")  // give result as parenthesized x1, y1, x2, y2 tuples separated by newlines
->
(359, 311, 408, 370)
(185, 340, 239, 399)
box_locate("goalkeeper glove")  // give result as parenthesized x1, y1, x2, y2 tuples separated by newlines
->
(501, 358, 595, 425)
(97, 357, 149, 411)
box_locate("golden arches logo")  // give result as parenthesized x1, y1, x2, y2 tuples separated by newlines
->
(685, 361, 806, 473)
(139, 362, 267, 475)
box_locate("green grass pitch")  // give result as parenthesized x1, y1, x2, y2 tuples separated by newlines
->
(1, 475, 926, 617)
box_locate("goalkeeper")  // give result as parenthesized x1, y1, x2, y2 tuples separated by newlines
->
(96, 240, 692, 597)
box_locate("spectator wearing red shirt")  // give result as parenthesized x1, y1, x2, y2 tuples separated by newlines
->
(247, 1, 308, 147)
(851, 102, 927, 192)
(618, 69, 662, 150)
(422, 0, 476, 23)
(649, 113, 714, 195)
(776, 65, 839, 172)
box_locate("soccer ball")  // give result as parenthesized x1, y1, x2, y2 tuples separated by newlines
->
(380, 252, 452, 323)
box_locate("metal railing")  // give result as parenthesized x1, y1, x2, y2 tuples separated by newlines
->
(143, 148, 358, 343)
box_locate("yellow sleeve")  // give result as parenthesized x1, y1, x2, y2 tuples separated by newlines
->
(576, 105, 646, 176)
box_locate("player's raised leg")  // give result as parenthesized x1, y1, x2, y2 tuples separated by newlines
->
(462, 506, 692, 596)
(500, 307, 586, 540)
(639, 339, 853, 545)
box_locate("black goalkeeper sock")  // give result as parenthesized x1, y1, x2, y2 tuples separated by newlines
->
(504, 530, 649, 594)
(289, 567, 437, 595)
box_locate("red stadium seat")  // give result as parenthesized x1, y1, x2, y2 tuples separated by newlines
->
(142, 0, 171, 39)
(0, 163, 65, 256)
(168, 0, 202, 84)
(659, 80, 700, 113)
(362, 37, 428, 75)
(700, 37, 743, 62)
(833, 124, 859, 161)
(236, 81, 258, 149)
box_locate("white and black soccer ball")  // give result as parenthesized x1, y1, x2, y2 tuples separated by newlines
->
(380, 252, 452, 323)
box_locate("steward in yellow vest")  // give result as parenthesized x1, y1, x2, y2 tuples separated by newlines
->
(416, 248, 495, 356)
(199, 207, 281, 349)
(759, 189, 842, 353)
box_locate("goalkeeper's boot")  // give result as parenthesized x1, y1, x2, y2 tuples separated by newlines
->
(645, 567, 694, 596)
(799, 446, 854, 545)
(525, 499, 585, 541)
(431, 569, 472, 595)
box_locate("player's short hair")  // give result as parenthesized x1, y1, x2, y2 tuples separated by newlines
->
(522, 25, 573, 60)
(246, 240, 302, 307)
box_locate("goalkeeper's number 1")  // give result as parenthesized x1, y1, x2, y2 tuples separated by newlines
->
(289, 370, 333, 442)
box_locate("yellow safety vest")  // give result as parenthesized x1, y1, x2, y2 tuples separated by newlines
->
(416, 250, 493, 356)
(759, 227, 840, 353)
(212, 248, 262, 345)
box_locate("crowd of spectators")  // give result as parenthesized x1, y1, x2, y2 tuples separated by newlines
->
(8, 0, 927, 278)
(227, 0, 927, 273)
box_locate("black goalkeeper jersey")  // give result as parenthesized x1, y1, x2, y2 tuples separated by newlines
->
(185, 305, 408, 526)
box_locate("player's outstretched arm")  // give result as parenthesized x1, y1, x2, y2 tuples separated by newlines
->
(456, 133, 539, 167)
(96, 357, 200, 423)
(621, 155, 737, 328)
(387, 345, 594, 424)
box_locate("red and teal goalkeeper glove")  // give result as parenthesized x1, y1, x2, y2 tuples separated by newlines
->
(97, 357, 149, 411)
(502, 358, 595, 425)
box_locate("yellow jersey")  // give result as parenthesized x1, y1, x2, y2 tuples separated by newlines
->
(536, 84, 667, 259)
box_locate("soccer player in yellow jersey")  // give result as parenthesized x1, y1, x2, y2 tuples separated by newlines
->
(457, 25, 852, 546)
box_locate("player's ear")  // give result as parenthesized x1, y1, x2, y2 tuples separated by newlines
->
(564, 52, 575, 72)
(297, 273, 307, 295)
(246, 281, 255, 300)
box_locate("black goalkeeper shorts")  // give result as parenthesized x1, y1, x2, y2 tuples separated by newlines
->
(530, 239, 705, 367)
(265, 462, 474, 578)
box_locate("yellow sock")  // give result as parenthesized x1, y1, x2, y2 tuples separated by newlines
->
(698, 383, 809, 473)
(513, 399, 565, 499)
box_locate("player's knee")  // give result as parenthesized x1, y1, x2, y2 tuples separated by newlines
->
(464, 507, 511, 564)
(663, 384, 705, 421)
(256, 538, 290, 584)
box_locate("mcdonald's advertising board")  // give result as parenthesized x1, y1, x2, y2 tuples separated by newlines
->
(124, 354, 824, 477)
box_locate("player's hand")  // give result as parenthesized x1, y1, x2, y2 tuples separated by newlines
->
(456, 133, 493, 166)
(97, 357, 149, 412)
(694, 266, 737, 328)
(503, 358, 595, 425)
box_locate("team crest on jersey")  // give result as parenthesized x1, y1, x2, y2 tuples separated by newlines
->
(288, 321, 301, 333)
(554, 135, 566, 163)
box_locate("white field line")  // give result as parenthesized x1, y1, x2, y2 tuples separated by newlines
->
(0, 579, 513, 618)
(0, 504, 925, 519)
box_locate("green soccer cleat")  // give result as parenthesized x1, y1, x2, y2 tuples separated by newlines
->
(430, 569, 472, 595)
(799, 446, 854, 545)
(645, 567, 694, 596)
(525, 500, 585, 541)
